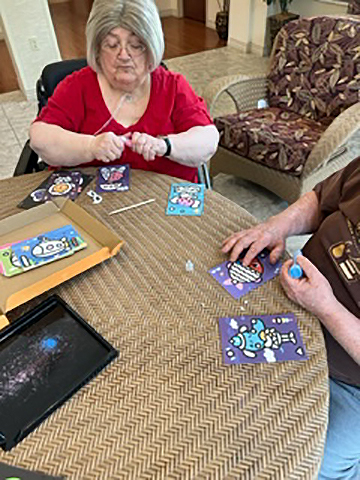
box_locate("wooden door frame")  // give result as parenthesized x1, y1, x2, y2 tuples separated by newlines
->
(178, 0, 208, 22)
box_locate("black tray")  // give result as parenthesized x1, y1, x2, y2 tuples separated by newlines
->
(0, 295, 118, 451)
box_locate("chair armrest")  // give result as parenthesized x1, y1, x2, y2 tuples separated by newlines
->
(304, 102, 360, 176)
(13, 139, 47, 176)
(202, 74, 268, 117)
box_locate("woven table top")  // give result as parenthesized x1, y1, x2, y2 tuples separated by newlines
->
(0, 169, 329, 480)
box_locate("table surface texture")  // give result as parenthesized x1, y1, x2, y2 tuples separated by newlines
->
(0, 170, 328, 480)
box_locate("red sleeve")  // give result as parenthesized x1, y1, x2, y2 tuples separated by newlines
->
(35, 70, 85, 132)
(171, 73, 213, 133)
(314, 156, 360, 222)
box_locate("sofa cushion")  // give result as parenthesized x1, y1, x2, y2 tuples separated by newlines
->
(215, 107, 326, 176)
(268, 16, 360, 125)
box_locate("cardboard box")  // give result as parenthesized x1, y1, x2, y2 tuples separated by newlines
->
(0, 198, 124, 328)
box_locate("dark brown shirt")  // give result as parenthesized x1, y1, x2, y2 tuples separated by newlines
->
(303, 156, 360, 386)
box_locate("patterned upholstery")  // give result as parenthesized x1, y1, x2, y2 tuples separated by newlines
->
(216, 108, 326, 176)
(348, 0, 360, 15)
(215, 16, 360, 177)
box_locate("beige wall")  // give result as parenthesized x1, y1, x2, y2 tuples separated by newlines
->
(228, 0, 268, 55)
(228, 0, 349, 56)
(206, 0, 220, 29)
(291, 0, 348, 16)
(155, 0, 179, 17)
(0, 0, 61, 100)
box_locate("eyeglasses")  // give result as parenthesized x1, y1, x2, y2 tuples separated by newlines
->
(101, 40, 146, 58)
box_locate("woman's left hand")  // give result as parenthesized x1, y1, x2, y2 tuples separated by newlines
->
(126, 132, 167, 161)
(280, 255, 335, 317)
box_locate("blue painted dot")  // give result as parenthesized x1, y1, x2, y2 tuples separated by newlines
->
(41, 338, 58, 350)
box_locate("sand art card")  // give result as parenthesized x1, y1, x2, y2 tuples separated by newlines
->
(9, 225, 86, 274)
(96, 164, 130, 193)
(18, 171, 93, 210)
(0, 242, 24, 277)
(219, 314, 307, 365)
(42, 171, 82, 202)
(209, 248, 281, 299)
(166, 183, 205, 216)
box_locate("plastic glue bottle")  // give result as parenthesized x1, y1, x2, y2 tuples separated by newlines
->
(289, 249, 303, 279)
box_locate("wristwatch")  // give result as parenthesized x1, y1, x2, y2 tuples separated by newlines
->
(162, 137, 172, 157)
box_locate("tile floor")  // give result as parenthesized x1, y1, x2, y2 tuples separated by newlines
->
(0, 46, 358, 255)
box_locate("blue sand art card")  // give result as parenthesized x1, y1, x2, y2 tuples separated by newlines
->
(209, 248, 281, 299)
(219, 314, 307, 365)
(96, 164, 130, 193)
(166, 183, 205, 216)
(11, 225, 87, 272)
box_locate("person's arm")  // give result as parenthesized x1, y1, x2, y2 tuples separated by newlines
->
(281, 255, 360, 366)
(127, 125, 219, 166)
(222, 190, 321, 264)
(166, 125, 219, 166)
(30, 122, 93, 166)
(29, 122, 129, 166)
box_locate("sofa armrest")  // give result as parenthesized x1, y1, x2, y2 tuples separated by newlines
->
(202, 74, 268, 117)
(304, 102, 360, 177)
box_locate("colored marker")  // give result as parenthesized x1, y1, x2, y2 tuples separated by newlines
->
(289, 249, 303, 279)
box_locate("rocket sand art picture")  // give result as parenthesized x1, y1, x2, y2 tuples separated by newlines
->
(219, 314, 307, 365)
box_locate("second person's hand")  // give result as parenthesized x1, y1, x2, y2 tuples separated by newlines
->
(221, 217, 287, 265)
(280, 255, 335, 316)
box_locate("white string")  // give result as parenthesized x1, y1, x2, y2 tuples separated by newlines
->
(93, 93, 133, 136)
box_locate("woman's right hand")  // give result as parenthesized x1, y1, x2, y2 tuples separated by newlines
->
(89, 132, 130, 163)
(221, 218, 287, 265)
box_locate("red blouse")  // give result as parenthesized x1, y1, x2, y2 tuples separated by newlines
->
(35, 66, 213, 182)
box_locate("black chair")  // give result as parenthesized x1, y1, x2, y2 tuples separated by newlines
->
(14, 58, 88, 176)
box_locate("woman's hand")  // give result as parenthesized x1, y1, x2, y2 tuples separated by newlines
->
(280, 255, 336, 316)
(90, 132, 130, 163)
(221, 218, 288, 265)
(126, 132, 166, 161)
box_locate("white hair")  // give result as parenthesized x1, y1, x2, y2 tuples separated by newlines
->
(86, 0, 164, 72)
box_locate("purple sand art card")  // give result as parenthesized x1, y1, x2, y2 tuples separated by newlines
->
(96, 165, 130, 193)
(219, 314, 308, 365)
(42, 171, 82, 201)
(209, 249, 281, 299)
(17, 171, 93, 210)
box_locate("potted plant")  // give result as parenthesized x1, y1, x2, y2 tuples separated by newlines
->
(264, 0, 293, 13)
(215, 0, 230, 41)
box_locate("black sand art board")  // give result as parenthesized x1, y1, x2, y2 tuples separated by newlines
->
(0, 295, 118, 451)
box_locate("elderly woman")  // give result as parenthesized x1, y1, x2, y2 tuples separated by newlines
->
(222, 157, 360, 480)
(29, 0, 219, 182)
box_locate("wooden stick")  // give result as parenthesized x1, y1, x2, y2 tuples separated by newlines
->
(108, 198, 155, 216)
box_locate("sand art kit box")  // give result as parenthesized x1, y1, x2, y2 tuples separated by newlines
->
(0, 197, 123, 328)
